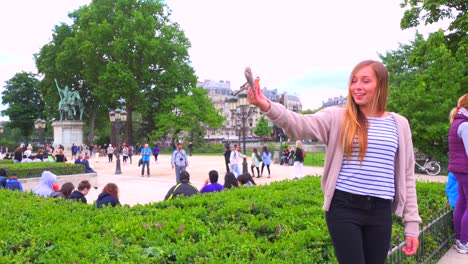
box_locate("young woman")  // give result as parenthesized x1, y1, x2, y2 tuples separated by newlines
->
(260, 146, 272, 178)
(97, 183, 121, 208)
(247, 60, 420, 263)
(250, 148, 261, 178)
(448, 94, 468, 254)
(293, 140, 305, 179)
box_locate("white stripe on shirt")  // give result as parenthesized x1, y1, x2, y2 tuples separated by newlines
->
(336, 115, 398, 200)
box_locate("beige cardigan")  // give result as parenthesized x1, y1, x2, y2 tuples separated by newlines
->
(265, 103, 422, 235)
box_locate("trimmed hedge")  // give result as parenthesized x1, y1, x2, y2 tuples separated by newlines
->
(0, 177, 447, 263)
(0, 162, 85, 178)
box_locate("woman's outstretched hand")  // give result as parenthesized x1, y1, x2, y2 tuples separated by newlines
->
(246, 76, 270, 112)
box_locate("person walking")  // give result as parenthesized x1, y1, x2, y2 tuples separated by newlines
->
(229, 144, 245, 177)
(171, 142, 189, 183)
(152, 144, 159, 163)
(107, 144, 114, 163)
(247, 60, 421, 262)
(448, 94, 468, 254)
(293, 140, 305, 179)
(188, 141, 193, 156)
(260, 146, 272, 178)
(140, 144, 152, 177)
(250, 147, 261, 178)
(224, 144, 231, 173)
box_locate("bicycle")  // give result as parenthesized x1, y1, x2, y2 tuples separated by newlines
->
(415, 156, 441, 176)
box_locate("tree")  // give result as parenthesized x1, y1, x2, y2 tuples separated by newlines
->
(1, 72, 44, 145)
(150, 87, 224, 142)
(35, 0, 197, 144)
(254, 115, 271, 138)
(400, 0, 467, 53)
(380, 31, 463, 156)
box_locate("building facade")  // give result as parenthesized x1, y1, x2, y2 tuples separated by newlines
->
(198, 79, 303, 141)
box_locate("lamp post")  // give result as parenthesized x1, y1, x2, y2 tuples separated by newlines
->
(34, 119, 46, 146)
(109, 108, 127, 175)
(227, 92, 257, 174)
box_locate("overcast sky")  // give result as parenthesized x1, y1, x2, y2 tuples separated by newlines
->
(0, 0, 447, 121)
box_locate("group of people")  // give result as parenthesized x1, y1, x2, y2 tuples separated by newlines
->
(164, 169, 257, 200)
(32, 170, 120, 208)
(224, 144, 272, 178)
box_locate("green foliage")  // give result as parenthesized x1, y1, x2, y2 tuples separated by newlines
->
(1, 72, 44, 144)
(253, 115, 271, 137)
(399, 0, 467, 53)
(192, 143, 225, 154)
(35, 0, 199, 144)
(380, 31, 464, 156)
(1, 163, 85, 178)
(0, 177, 448, 262)
(151, 87, 224, 141)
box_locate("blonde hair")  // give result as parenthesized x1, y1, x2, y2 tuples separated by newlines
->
(295, 140, 303, 151)
(340, 60, 389, 163)
(449, 94, 468, 124)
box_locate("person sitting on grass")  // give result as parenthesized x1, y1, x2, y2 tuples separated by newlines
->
(96, 183, 121, 208)
(164, 171, 199, 200)
(200, 170, 224, 193)
(67, 180, 91, 204)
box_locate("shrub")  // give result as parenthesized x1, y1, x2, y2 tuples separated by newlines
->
(0, 177, 448, 263)
(1, 162, 85, 178)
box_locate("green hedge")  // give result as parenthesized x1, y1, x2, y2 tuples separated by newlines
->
(0, 177, 447, 263)
(0, 162, 85, 178)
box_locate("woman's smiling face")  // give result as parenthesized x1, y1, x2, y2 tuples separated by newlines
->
(350, 65, 378, 116)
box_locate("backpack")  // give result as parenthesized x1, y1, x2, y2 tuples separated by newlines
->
(5, 181, 20, 191)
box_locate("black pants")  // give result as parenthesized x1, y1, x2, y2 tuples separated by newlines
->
(261, 164, 270, 176)
(107, 153, 113, 162)
(325, 190, 392, 264)
(251, 165, 260, 177)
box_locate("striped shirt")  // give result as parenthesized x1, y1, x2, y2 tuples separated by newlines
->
(336, 116, 398, 200)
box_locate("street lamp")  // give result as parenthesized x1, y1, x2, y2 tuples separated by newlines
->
(227, 92, 257, 174)
(0, 124, 4, 134)
(34, 119, 46, 145)
(109, 108, 127, 175)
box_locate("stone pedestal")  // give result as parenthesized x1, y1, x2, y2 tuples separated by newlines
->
(51, 120, 85, 151)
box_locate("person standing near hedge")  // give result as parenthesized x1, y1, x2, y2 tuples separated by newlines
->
(260, 146, 272, 178)
(247, 60, 421, 262)
(171, 143, 188, 183)
(448, 94, 468, 254)
(140, 143, 152, 177)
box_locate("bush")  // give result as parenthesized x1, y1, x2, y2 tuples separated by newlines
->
(0, 177, 448, 263)
(0, 162, 85, 178)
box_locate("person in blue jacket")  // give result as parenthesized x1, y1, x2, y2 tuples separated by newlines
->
(96, 183, 121, 208)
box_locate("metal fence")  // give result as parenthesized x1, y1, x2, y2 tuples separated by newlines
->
(387, 210, 453, 263)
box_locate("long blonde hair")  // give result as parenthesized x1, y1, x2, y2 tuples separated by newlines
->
(340, 60, 389, 163)
(449, 94, 468, 124)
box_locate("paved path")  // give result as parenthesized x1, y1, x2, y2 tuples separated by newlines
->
(85, 154, 324, 205)
(78, 154, 468, 263)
